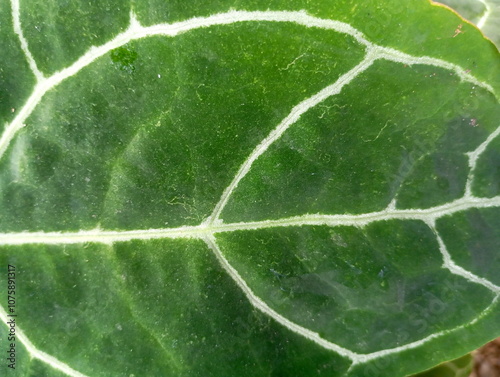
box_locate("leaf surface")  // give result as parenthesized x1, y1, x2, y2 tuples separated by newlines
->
(1, 0, 499, 376)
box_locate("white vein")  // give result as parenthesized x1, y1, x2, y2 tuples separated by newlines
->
(10, 0, 44, 81)
(0, 224, 206, 245)
(2, 199, 498, 368)
(207, 49, 378, 224)
(205, 25, 495, 224)
(0, 10, 496, 161)
(429, 223, 500, 293)
(378, 47, 493, 93)
(0, 80, 52, 161)
(206, 234, 500, 367)
(204, 235, 361, 360)
(2, 195, 498, 245)
(350, 294, 499, 366)
(0, 305, 89, 377)
(2, 8, 500, 372)
(214, 194, 500, 233)
(465, 125, 500, 197)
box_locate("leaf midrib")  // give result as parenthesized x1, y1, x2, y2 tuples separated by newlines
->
(1, 194, 499, 245)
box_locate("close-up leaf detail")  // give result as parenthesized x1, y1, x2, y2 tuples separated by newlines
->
(436, 0, 500, 47)
(0, 0, 499, 376)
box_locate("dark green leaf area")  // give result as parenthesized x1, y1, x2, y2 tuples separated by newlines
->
(0, 240, 351, 376)
(110, 46, 139, 73)
(217, 220, 493, 353)
(0, 0, 35, 131)
(19, 0, 130, 74)
(352, 300, 499, 377)
(99, 25, 363, 230)
(131, 0, 361, 26)
(396, 87, 500, 209)
(132, 0, 500, 90)
(113, 239, 351, 376)
(0, 243, 158, 377)
(437, 207, 500, 285)
(472, 135, 500, 197)
(0, 324, 31, 376)
(222, 61, 491, 222)
(0, 24, 364, 232)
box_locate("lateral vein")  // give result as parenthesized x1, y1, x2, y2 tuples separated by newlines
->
(0, 10, 496, 161)
(349, 295, 499, 366)
(0, 304, 89, 377)
(10, 0, 44, 81)
(203, 235, 360, 361)
(207, 49, 377, 224)
(204, 234, 499, 366)
(465, 125, 500, 197)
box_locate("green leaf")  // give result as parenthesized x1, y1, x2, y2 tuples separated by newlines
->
(411, 353, 473, 377)
(436, 0, 500, 47)
(0, 0, 499, 376)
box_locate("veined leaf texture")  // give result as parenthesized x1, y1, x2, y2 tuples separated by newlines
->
(0, 0, 499, 376)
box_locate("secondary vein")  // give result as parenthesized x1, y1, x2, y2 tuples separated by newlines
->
(0, 10, 496, 160)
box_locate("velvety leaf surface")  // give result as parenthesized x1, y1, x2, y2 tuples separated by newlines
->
(0, 0, 499, 376)
(0, 0, 34, 133)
